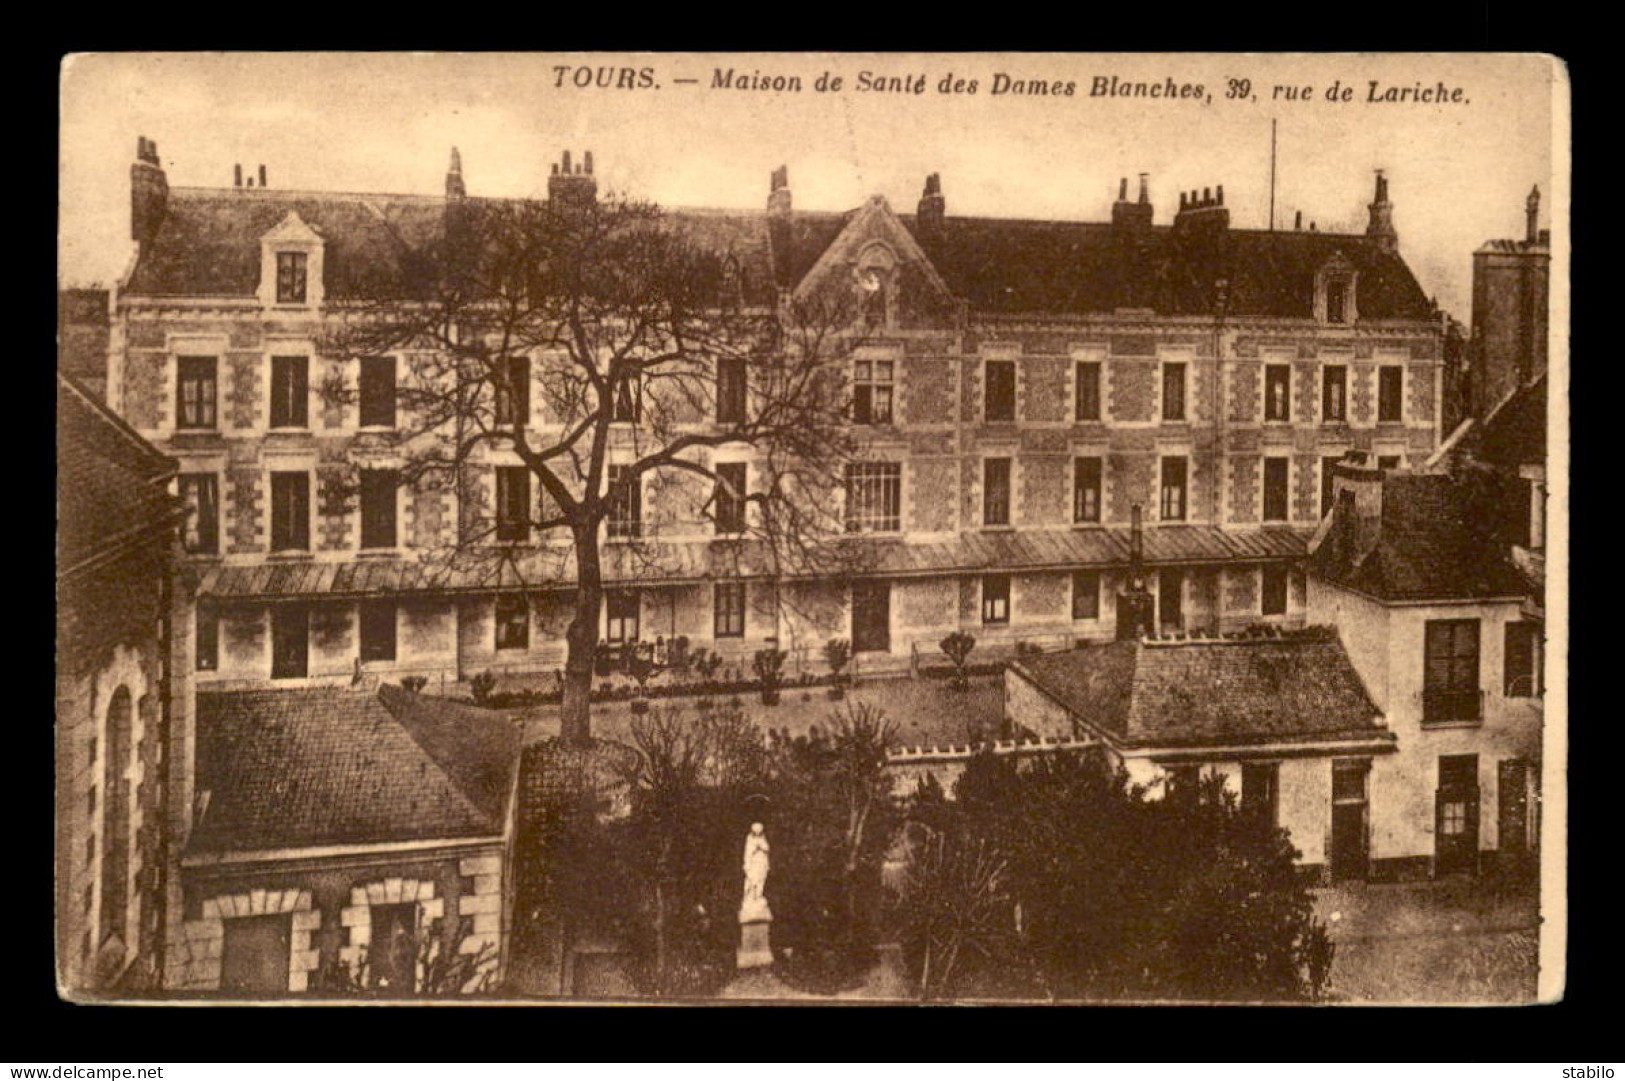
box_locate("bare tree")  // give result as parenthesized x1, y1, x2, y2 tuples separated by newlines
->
(324, 192, 871, 742)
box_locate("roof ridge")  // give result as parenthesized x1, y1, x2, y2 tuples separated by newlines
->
(376, 684, 517, 828)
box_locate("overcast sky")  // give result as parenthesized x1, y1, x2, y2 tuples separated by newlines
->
(60, 53, 1561, 322)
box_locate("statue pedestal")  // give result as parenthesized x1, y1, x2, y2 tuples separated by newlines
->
(737, 920, 773, 970)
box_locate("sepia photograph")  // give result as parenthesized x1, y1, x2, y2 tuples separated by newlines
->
(55, 51, 1566, 1005)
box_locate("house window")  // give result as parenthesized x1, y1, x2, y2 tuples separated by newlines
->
(275, 251, 308, 305)
(1242, 762, 1280, 827)
(360, 469, 398, 550)
(1158, 568, 1183, 632)
(1321, 455, 1342, 518)
(606, 591, 640, 643)
(1424, 619, 1481, 723)
(844, 462, 901, 533)
(270, 472, 310, 552)
(717, 357, 747, 425)
(176, 357, 217, 430)
(1162, 363, 1187, 422)
(607, 465, 642, 539)
(983, 458, 1011, 527)
(494, 467, 530, 543)
(359, 357, 397, 428)
(1160, 457, 1187, 521)
(613, 374, 641, 423)
(1073, 457, 1102, 523)
(367, 903, 418, 994)
(1505, 622, 1540, 697)
(861, 269, 889, 329)
(1325, 280, 1348, 324)
(981, 574, 1010, 625)
(1263, 457, 1290, 522)
(494, 357, 530, 428)
(1167, 764, 1201, 811)
(271, 605, 309, 679)
(1324, 366, 1348, 421)
(714, 582, 745, 638)
(221, 913, 293, 994)
(715, 463, 747, 535)
(852, 360, 894, 425)
(1378, 366, 1404, 422)
(985, 360, 1016, 423)
(359, 600, 396, 663)
(196, 610, 218, 671)
(179, 474, 219, 555)
(1264, 364, 1291, 422)
(495, 595, 529, 651)
(1075, 361, 1102, 421)
(1261, 565, 1289, 616)
(269, 356, 308, 429)
(1071, 570, 1100, 620)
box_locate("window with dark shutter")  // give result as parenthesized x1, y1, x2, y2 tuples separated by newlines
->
(1326, 280, 1347, 324)
(1263, 458, 1290, 522)
(1424, 619, 1481, 722)
(1265, 365, 1291, 422)
(359, 600, 397, 662)
(359, 357, 397, 428)
(196, 610, 218, 671)
(494, 467, 530, 543)
(983, 458, 1011, 527)
(1162, 363, 1187, 421)
(717, 357, 747, 424)
(270, 472, 310, 552)
(1322, 365, 1347, 421)
(495, 357, 530, 428)
(180, 474, 220, 554)
(1071, 570, 1100, 620)
(1242, 762, 1279, 827)
(1073, 457, 1102, 523)
(1075, 362, 1101, 421)
(613, 374, 640, 423)
(1504, 622, 1539, 697)
(1378, 366, 1404, 422)
(270, 356, 308, 429)
(715, 463, 747, 535)
(608, 465, 641, 539)
(360, 469, 398, 550)
(1261, 565, 1289, 615)
(271, 605, 309, 678)
(985, 361, 1016, 422)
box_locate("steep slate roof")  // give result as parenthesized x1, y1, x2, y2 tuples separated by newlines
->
(1012, 627, 1391, 751)
(1476, 372, 1546, 468)
(126, 186, 1434, 321)
(57, 373, 179, 578)
(197, 524, 1311, 600)
(190, 685, 520, 854)
(1309, 472, 1529, 602)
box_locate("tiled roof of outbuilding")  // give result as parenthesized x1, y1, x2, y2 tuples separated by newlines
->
(189, 685, 520, 855)
(1012, 626, 1391, 751)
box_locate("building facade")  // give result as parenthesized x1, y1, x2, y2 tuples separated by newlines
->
(107, 138, 1446, 692)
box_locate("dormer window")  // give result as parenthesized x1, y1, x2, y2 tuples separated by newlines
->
(1315, 254, 1358, 325)
(276, 252, 308, 304)
(1326, 281, 1347, 324)
(854, 245, 897, 331)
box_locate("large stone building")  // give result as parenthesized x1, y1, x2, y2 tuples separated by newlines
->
(105, 137, 1446, 692)
(57, 371, 195, 993)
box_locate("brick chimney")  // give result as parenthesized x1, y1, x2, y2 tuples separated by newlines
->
(446, 146, 466, 200)
(916, 172, 945, 242)
(768, 165, 793, 288)
(1525, 184, 1540, 245)
(1116, 505, 1156, 640)
(1112, 173, 1154, 236)
(131, 136, 168, 245)
(1172, 183, 1228, 240)
(547, 149, 597, 211)
(1366, 169, 1397, 252)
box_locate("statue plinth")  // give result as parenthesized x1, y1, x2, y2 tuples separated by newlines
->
(737, 917, 773, 970)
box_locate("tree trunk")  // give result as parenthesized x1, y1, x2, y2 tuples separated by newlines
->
(562, 526, 604, 744)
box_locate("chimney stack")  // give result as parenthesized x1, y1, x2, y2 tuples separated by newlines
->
(259, 164, 267, 188)
(1526, 184, 1541, 245)
(446, 146, 466, 200)
(234, 164, 242, 188)
(917, 172, 945, 241)
(768, 165, 793, 287)
(1173, 181, 1228, 239)
(1295, 209, 1303, 230)
(1366, 168, 1398, 252)
(131, 136, 168, 245)
(1113, 173, 1153, 235)
(547, 149, 598, 210)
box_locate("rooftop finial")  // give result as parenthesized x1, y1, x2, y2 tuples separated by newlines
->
(1138, 173, 1149, 204)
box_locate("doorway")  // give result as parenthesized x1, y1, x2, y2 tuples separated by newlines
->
(1158, 569, 1183, 633)
(1330, 758, 1370, 881)
(1435, 754, 1481, 876)
(851, 581, 891, 654)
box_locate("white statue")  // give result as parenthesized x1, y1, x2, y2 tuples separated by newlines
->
(740, 821, 772, 924)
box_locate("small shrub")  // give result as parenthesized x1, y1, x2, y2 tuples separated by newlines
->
(753, 648, 787, 706)
(940, 632, 977, 692)
(400, 675, 429, 694)
(469, 670, 498, 705)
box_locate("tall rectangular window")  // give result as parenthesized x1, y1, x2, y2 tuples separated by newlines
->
(494, 467, 530, 543)
(359, 600, 397, 663)
(359, 357, 397, 428)
(717, 357, 747, 424)
(1160, 457, 1187, 521)
(1073, 457, 1102, 524)
(1378, 366, 1404, 422)
(606, 591, 640, 643)
(1071, 570, 1100, 620)
(1504, 622, 1540, 697)
(1322, 365, 1348, 422)
(985, 360, 1016, 422)
(844, 463, 901, 533)
(1424, 619, 1481, 723)
(1261, 564, 1289, 616)
(1075, 361, 1101, 422)
(1265, 364, 1291, 422)
(1321, 455, 1343, 517)
(981, 574, 1010, 625)
(715, 462, 747, 535)
(1159, 568, 1183, 631)
(494, 357, 530, 428)
(714, 582, 745, 639)
(1162, 363, 1187, 422)
(179, 474, 219, 555)
(1242, 762, 1280, 827)
(852, 360, 893, 425)
(613, 375, 641, 423)
(1263, 457, 1290, 522)
(176, 357, 217, 430)
(1325, 280, 1348, 324)
(269, 356, 309, 429)
(270, 472, 310, 552)
(983, 458, 1011, 527)
(360, 469, 398, 550)
(275, 251, 308, 304)
(271, 605, 309, 679)
(607, 465, 641, 539)
(196, 609, 218, 672)
(495, 595, 529, 651)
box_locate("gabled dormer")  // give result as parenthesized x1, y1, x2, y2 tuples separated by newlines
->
(258, 210, 325, 311)
(792, 195, 957, 331)
(1315, 251, 1359, 326)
